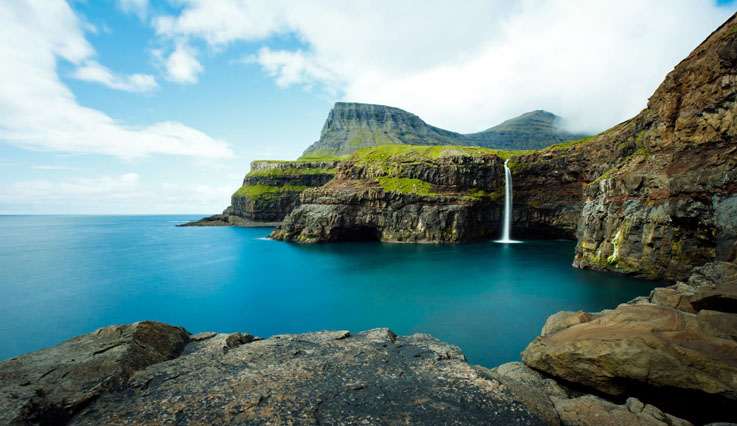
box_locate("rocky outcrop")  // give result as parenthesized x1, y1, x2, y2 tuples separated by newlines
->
(182, 160, 338, 226)
(490, 362, 693, 426)
(270, 146, 507, 243)
(522, 261, 737, 424)
(303, 103, 589, 156)
(1, 325, 553, 425)
(0, 321, 189, 425)
(572, 15, 737, 280)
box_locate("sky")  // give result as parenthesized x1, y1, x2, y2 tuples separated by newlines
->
(0, 0, 735, 214)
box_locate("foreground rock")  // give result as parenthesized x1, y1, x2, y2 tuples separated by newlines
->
(1, 325, 550, 425)
(522, 262, 737, 424)
(490, 362, 692, 426)
(0, 322, 189, 425)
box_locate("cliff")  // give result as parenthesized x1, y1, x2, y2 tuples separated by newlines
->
(274, 13, 737, 282)
(570, 15, 737, 280)
(302, 103, 589, 157)
(180, 159, 339, 227)
(270, 145, 509, 243)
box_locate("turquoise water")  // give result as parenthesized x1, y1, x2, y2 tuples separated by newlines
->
(0, 215, 660, 366)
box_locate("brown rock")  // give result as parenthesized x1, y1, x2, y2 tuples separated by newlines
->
(522, 303, 737, 423)
(540, 310, 599, 336)
(552, 395, 692, 426)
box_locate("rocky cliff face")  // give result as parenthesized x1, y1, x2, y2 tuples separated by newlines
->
(225, 160, 338, 221)
(571, 16, 737, 281)
(270, 145, 508, 243)
(302, 103, 589, 156)
(282, 14, 737, 284)
(181, 160, 338, 226)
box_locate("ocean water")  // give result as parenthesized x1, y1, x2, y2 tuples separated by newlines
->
(0, 215, 661, 367)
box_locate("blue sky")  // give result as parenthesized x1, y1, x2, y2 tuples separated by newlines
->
(0, 0, 735, 214)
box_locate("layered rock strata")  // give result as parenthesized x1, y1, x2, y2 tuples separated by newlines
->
(571, 16, 737, 280)
(270, 146, 508, 243)
(522, 261, 737, 424)
(182, 160, 338, 226)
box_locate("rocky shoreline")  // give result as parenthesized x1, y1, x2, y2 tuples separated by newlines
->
(2, 261, 735, 425)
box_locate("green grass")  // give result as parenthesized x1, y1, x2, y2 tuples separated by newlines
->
(296, 153, 346, 162)
(465, 187, 503, 201)
(233, 184, 309, 200)
(247, 167, 337, 178)
(545, 135, 596, 150)
(350, 145, 526, 163)
(377, 177, 435, 196)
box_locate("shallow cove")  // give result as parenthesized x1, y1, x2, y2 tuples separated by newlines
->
(0, 215, 662, 366)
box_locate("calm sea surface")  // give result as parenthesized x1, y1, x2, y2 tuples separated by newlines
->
(0, 215, 661, 366)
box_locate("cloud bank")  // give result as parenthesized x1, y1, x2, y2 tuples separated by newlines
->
(154, 0, 735, 133)
(0, 1, 232, 159)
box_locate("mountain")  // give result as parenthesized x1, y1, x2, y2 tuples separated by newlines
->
(464, 110, 589, 150)
(301, 103, 589, 156)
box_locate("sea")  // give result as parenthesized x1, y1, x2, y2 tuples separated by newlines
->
(0, 215, 661, 367)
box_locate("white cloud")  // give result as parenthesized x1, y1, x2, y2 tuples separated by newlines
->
(0, 173, 234, 214)
(249, 47, 338, 91)
(0, 1, 232, 159)
(117, 0, 149, 20)
(162, 42, 203, 84)
(72, 60, 158, 92)
(154, 0, 735, 133)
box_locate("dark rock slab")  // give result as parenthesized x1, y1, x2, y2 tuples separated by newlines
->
(1, 325, 547, 425)
(0, 321, 189, 425)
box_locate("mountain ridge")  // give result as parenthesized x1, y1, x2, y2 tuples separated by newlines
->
(302, 103, 590, 156)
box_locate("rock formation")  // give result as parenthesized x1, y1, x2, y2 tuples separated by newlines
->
(270, 145, 507, 243)
(180, 159, 338, 226)
(522, 261, 737, 424)
(302, 103, 588, 157)
(571, 16, 737, 280)
(1, 323, 552, 425)
(1, 319, 701, 425)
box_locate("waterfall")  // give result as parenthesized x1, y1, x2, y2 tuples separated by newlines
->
(498, 159, 516, 243)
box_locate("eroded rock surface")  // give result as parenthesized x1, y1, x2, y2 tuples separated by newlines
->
(183, 160, 339, 226)
(270, 146, 507, 243)
(1, 325, 548, 425)
(522, 262, 737, 424)
(572, 15, 737, 280)
(0, 321, 189, 425)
